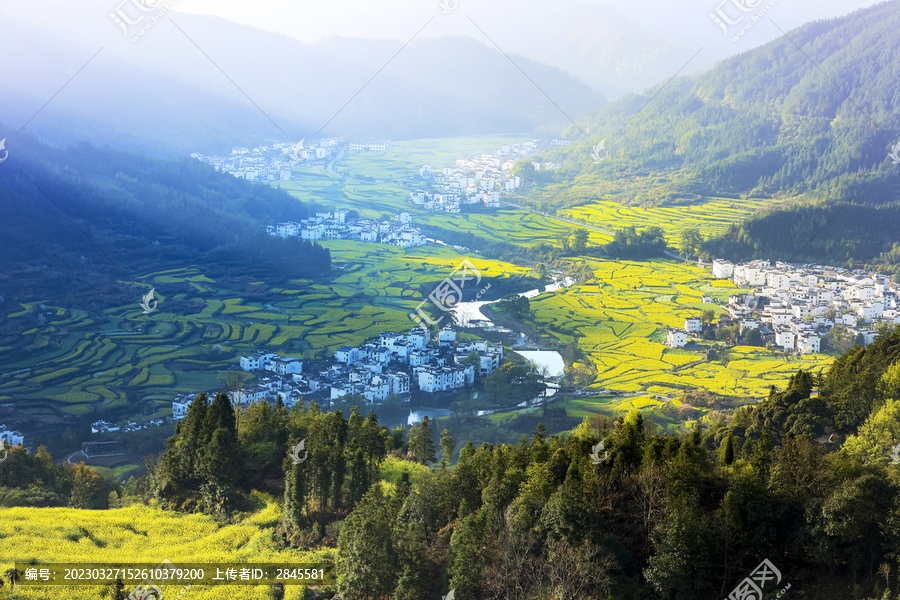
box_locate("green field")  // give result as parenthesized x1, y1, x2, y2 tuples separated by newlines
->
(526, 258, 833, 398)
(1, 136, 838, 428)
(0, 245, 527, 423)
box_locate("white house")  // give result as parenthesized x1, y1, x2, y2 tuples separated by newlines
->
(240, 353, 277, 371)
(858, 302, 884, 323)
(270, 357, 304, 376)
(172, 400, 191, 420)
(335, 346, 360, 364)
(0, 425, 24, 447)
(775, 328, 796, 351)
(712, 259, 734, 279)
(666, 329, 688, 348)
(798, 334, 821, 355)
(439, 327, 457, 347)
(684, 317, 703, 334)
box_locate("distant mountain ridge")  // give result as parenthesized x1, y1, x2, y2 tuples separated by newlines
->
(529, 1, 900, 267)
(0, 11, 604, 156)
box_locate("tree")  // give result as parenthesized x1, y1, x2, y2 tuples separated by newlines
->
(725, 367, 748, 391)
(283, 454, 307, 535)
(440, 428, 455, 468)
(554, 230, 571, 253)
(571, 228, 590, 253)
(510, 159, 535, 185)
(745, 328, 762, 346)
(218, 370, 251, 405)
(717, 431, 734, 469)
(69, 463, 107, 509)
(408, 416, 437, 465)
(336, 484, 398, 599)
(679, 227, 703, 259)
(841, 397, 900, 464)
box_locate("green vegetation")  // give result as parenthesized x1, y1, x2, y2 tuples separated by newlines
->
(0, 247, 528, 425)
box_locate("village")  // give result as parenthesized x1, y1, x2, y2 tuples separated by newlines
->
(191, 136, 561, 214)
(168, 326, 504, 420)
(190, 138, 340, 181)
(411, 139, 564, 212)
(666, 259, 900, 355)
(266, 209, 428, 248)
(0, 424, 24, 448)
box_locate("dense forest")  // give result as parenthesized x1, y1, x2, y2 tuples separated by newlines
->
(515, 1, 900, 268)
(0, 133, 331, 310)
(5, 326, 896, 598)
(701, 202, 900, 277)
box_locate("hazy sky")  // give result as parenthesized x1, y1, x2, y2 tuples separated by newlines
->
(173, 0, 885, 55)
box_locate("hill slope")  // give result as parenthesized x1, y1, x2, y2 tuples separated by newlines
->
(0, 134, 331, 311)
(524, 1, 900, 266)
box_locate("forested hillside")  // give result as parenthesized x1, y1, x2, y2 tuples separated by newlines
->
(521, 1, 900, 268)
(4, 326, 891, 598)
(0, 133, 331, 310)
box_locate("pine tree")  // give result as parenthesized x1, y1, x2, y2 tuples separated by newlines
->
(393, 523, 433, 600)
(336, 484, 398, 599)
(409, 416, 437, 465)
(283, 453, 306, 536)
(349, 447, 369, 505)
(720, 431, 735, 467)
(440, 428, 455, 468)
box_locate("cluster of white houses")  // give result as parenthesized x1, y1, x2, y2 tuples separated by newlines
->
(348, 141, 391, 152)
(413, 140, 546, 212)
(333, 328, 502, 395)
(90, 418, 167, 434)
(267, 210, 427, 248)
(170, 328, 503, 418)
(191, 139, 337, 181)
(0, 424, 24, 447)
(666, 260, 900, 354)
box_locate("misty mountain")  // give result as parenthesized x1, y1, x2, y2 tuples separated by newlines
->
(0, 133, 330, 310)
(0, 9, 603, 156)
(524, 1, 900, 265)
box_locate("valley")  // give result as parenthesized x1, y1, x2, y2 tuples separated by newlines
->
(1, 136, 838, 447)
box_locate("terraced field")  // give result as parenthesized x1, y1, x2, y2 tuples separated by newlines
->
(526, 258, 833, 398)
(0, 245, 528, 423)
(561, 198, 773, 243)
(336, 137, 527, 182)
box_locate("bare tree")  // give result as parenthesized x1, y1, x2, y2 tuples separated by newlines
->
(543, 539, 614, 600)
(482, 515, 541, 600)
(219, 370, 251, 431)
